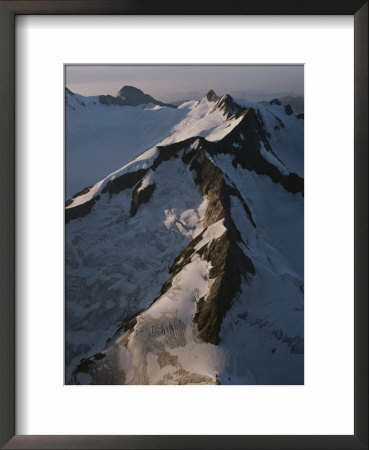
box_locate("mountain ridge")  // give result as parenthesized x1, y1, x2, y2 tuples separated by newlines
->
(66, 85, 177, 109)
(65, 86, 304, 385)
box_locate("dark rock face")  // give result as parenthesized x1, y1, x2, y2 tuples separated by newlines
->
(130, 183, 156, 217)
(65, 195, 100, 224)
(101, 169, 148, 196)
(194, 232, 254, 344)
(66, 170, 149, 224)
(189, 149, 227, 227)
(185, 147, 255, 343)
(204, 90, 243, 117)
(284, 104, 294, 115)
(208, 107, 304, 196)
(270, 98, 282, 105)
(212, 94, 242, 118)
(154, 219, 254, 346)
(296, 113, 304, 119)
(206, 89, 220, 102)
(151, 138, 193, 170)
(160, 225, 255, 346)
(98, 95, 126, 106)
(281, 173, 304, 194)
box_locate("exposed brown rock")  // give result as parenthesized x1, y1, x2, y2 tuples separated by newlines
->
(194, 231, 254, 344)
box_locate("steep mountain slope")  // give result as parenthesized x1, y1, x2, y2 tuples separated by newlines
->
(66, 87, 244, 197)
(65, 89, 304, 385)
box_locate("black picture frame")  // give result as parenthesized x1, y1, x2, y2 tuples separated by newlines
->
(0, 1, 367, 449)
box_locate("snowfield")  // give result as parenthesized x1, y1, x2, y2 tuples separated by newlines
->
(65, 87, 304, 385)
(65, 156, 207, 381)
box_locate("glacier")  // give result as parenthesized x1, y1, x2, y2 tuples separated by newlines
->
(65, 86, 304, 385)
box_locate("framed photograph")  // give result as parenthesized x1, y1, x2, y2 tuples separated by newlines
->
(0, 1, 367, 449)
(64, 63, 305, 388)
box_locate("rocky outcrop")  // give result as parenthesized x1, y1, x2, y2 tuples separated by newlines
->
(185, 146, 255, 343)
(204, 89, 243, 118)
(65, 170, 149, 224)
(270, 98, 282, 105)
(101, 168, 148, 196)
(284, 104, 294, 115)
(130, 182, 156, 217)
(212, 94, 242, 118)
(98, 94, 126, 106)
(194, 232, 254, 344)
(65, 195, 100, 224)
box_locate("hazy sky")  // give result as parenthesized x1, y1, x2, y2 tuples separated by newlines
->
(66, 65, 304, 102)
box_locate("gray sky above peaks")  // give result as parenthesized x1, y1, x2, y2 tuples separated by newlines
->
(66, 65, 304, 102)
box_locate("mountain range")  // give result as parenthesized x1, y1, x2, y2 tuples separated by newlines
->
(161, 90, 304, 109)
(65, 85, 304, 385)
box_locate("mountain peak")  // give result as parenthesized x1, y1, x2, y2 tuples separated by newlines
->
(116, 85, 177, 108)
(211, 93, 242, 118)
(205, 89, 219, 102)
(117, 85, 156, 105)
(118, 85, 146, 97)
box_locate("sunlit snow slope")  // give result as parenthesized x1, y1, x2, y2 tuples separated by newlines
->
(66, 87, 243, 198)
(65, 88, 304, 385)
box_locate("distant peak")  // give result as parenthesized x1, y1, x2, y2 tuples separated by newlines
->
(205, 89, 219, 102)
(99, 85, 177, 108)
(118, 85, 145, 97)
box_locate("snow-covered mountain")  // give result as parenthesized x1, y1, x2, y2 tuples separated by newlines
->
(65, 87, 304, 385)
